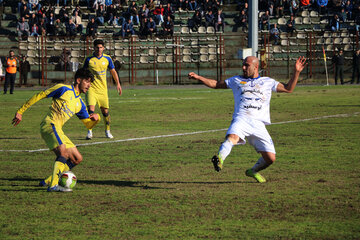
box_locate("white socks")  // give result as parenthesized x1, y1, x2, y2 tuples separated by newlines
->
(218, 139, 234, 161)
(251, 157, 272, 173)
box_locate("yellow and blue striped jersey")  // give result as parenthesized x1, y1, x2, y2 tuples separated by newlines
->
(17, 84, 90, 127)
(83, 53, 115, 91)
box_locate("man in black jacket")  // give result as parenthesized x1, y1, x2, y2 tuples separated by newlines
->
(332, 49, 344, 85)
(351, 49, 360, 84)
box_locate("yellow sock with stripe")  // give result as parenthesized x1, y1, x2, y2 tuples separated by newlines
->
(49, 156, 67, 187)
(103, 113, 111, 131)
(45, 159, 76, 185)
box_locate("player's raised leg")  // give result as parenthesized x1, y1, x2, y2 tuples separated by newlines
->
(245, 152, 275, 183)
(212, 134, 240, 172)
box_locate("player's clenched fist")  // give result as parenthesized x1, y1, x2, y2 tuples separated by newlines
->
(188, 72, 199, 80)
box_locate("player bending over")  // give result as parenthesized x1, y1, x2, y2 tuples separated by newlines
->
(188, 56, 307, 183)
(12, 68, 100, 192)
(83, 39, 122, 140)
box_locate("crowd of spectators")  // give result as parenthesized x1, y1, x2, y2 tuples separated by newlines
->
(11, 0, 360, 40)
(186, 0, 226, 32)
(15, 0, 179, 40)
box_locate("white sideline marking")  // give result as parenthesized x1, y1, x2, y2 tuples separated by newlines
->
(1, 112, 359, 153)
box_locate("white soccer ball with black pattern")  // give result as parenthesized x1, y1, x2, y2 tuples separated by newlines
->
(59, 171, 77, 190)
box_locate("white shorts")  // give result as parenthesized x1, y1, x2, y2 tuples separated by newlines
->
(226, 117, 276, 154)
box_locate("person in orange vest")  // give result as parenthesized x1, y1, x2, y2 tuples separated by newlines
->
(4, 50, 18, 94)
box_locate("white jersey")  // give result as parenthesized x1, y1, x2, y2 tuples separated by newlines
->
(225, 75, 279, 125)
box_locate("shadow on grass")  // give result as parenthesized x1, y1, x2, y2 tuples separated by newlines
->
(0, 178, 254, 191)
(0, 177, 170, 190)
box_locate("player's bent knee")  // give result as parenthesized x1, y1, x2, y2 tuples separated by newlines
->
(262, 152, 276, 164)
(227, 134, 241, 145)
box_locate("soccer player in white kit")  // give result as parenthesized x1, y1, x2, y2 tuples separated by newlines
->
(188, 56, 307, 183)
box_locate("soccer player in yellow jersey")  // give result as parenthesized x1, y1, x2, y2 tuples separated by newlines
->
(12, 68, 101, 192)
(83, 39, 122, 140)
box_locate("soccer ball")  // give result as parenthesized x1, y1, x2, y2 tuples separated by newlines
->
(59, 171, 77, 189)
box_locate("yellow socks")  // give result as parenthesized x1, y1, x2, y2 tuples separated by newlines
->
(49, 156, 67, 187)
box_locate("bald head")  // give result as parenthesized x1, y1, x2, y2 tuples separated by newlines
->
(242, 56, 259, 78)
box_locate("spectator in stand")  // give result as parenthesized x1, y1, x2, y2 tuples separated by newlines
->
(268, 1, 275, 16)
(96, 4, 106, 25)
(332, 0, 342, 12)
(139, 17, 149, 38)
(31, 23, 40, 37)
(339, 7, 347, 21)
(66, 18, 77, 37)
(215, 8, 225, 32)
(330, 14, 340, 31)
(59, 48, 71, 71)
(55, 18, 66, 36)
(17, 17, 30, 39)
(203, 0, 214, 12)
(300, 0, 310, 10)
(162, 15, 174, 38)
(344, 0, 353, 20)
(39, 12, 49, 27)
(286, 14, 296, 33)
(72, 6, 83, 16)
(270, 23, 281, 45)
(28, 0, 41, 12)
(147, 16, 157, 38)
(259, 10, 270, 30)
(47, 12, 56, 36)
(19, 55, 30, 86)
(274, 0, 285, 17)
(105, 0, 112, 8)
(72, 11, 83, 34)
(352, 49, 360, 84)
(105, 4, 117, 25)
(153, 4, 165, 25)
(128, 1, 140, 25)
(93, 0, 106, 10)
(233, 9, 247, 32)
(205, 10, 215, 28)
(317, 0, 328, 15)
(139, 3, 150, 22)
(164, 2, 174, 20)
(29, 13, 39, 28)
(122, 18, 135, 38)
(188, 10, 202, 31)
(332, 49, 344, 85)
(18, 0, 26, 14)
(188, 0, 198, 10)
(289, 0, 300, 16)
(147, 0, 156, 12)
(20, 5, 31, 19)
(38, 18, 47, 36)
(87, 17, 98, 38)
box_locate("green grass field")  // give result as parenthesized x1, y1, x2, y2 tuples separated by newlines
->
(0, 85, 359, 239)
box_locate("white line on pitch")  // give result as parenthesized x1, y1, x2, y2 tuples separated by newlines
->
(1, 112, 359, 153)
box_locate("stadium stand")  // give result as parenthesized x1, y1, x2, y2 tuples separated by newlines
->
(0, 0, 358, 85)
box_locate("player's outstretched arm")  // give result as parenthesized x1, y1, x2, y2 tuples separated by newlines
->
(12, 113, 22, 127)
(188, 72, 227, 89)
(277, 56, 307, 93)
